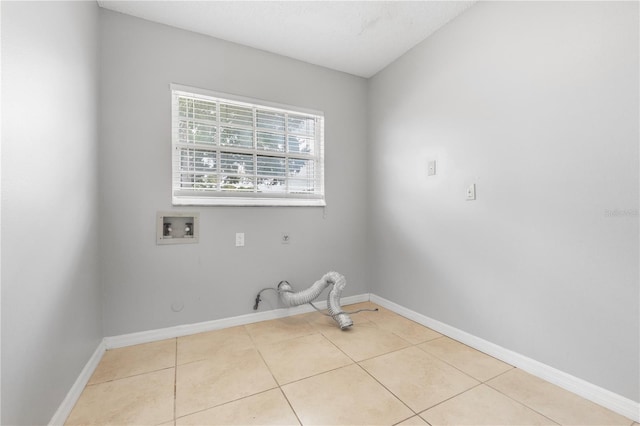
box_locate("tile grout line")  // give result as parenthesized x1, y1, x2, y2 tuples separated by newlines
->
(483, 375, 562, 425)
(173, 326, 284, 421)
(289, 309, 420, 424)
(263, 308, 411, 424)
(359, 308, 548, 423)
(365, 310, 443, 346)
(83, 303, 636, 425)
(392, 413, 436, 426)
(316, 319, 416, 364)
(354, 362, 417, 417)
(315, 328, 359, 364)
(254, 319, 355, 385)
(201, 314, 424, 425)
(391, 415, 420, 426)
(406, 337, 559, 424)
(417, 336, 515, 378)
(245, 323, 304, 426)
(194, 308, 626, 426)
(86, 365, 176, 387)
(342, 306, 489, 421)
(173, 387, 281, 423)
(245, 318, 320, 348)
(414, 379, 561, 425)
(276, 312, 361, 425)
(412, 339, 512, 385)
(416, 382, 485, 417)
(119, 305, 555, 425)
(277, 363, 355, 387)
(388, 321, 511, 386)
(265, 314, 416, 387)
(126, 304, 472, 424)
(350, 342, 413, 364)
(277, 387, 304, 426)
(484, 366, 517, 383)
(485, 370, 636, 425)
(399, 337, 481, 421)
(310, 303, 442, 419)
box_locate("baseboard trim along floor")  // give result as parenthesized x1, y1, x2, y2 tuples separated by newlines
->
(49, 341, 106, 426)
(103, 293, 369, 349)
(370, 294, 640, 423)
(50, 293, 639, 424)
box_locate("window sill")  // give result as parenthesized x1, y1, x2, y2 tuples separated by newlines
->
(172, 197, 326, 207)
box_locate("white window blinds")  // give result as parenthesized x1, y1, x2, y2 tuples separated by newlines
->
(171, 84, 325, 206)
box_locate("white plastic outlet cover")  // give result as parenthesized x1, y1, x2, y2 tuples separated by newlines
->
(427, 160, 436, 176)
(466, 184, 476, 200)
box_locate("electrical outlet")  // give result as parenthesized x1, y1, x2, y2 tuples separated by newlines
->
(427, 160, 436, 176)
(281, 233, 291, 244)
(466, 184, 476, 201)
(235, 232, 245, 246)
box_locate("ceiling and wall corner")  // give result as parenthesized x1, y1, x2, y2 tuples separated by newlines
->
(97, 0, 475, 78)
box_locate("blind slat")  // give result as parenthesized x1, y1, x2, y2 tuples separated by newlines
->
(171, 85, 324, 206)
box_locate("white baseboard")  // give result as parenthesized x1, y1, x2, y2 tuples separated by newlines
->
(369, 294, 640, 423)
(58, 293, 637, 424)
(49, 340, 106, 426)
(104, 293, 369, 349)
(51, 294, 369, 424)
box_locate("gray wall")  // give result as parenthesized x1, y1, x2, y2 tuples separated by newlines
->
(1, 1, 103, 424)
(368, 1, 639, 402)
(2, 3, 637, 423)
(99, 10, 369, 336)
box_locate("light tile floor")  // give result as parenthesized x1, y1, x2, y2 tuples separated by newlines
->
(66, 302, 636, 426)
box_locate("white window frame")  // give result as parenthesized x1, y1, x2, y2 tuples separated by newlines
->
(171, 84, 325, 206)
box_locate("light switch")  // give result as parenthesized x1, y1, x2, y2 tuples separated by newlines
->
(466, 184, 476, 201)
(427, 160, 436, 176)
(236, 232, 245, 247)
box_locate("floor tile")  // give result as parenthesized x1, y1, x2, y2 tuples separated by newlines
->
(88, 339, 176, 385)
(282, 364, 413, 425)
(371, 312, 442, 344)
(420, 384, 557, 425)
(258, 333, 352, 384)
(177, 325, 254, 365)
(245, 316, 316, 346)
(321, 321, 411, 361)
(395, 415, 429, 425)
(67, 313, 636, 426)
(418, 336, 513, 381)
(360, 346, 479, 412)
(175, 347, 277, 417)
(176, 389, 299, 425)
(487, 369, 633, 425)
(66, 368, 174, 425)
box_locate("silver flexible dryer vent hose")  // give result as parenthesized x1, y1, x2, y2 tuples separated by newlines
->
(278, 272, 354, 329)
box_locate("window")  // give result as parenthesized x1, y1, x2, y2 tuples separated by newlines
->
(171, 84, 325, 206)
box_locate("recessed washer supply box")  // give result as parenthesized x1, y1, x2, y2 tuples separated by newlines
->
(157, 212, 199, 245)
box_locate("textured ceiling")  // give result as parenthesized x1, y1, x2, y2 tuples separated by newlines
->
(97, 1, 475, 78)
